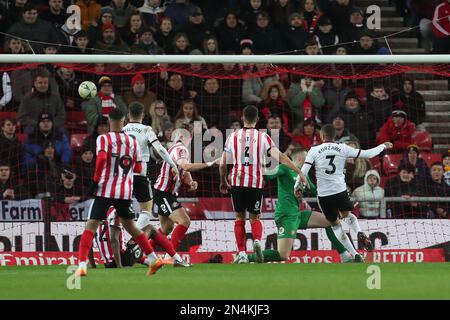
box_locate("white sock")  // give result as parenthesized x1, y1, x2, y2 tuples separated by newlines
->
(173, 253, 182, 262)
(145, 252, 157, 265)
(340, 251, 353, 262)
(79, 261, 87, 269)
(239, 251, 247, 257)
(332, 224, 358, 257)
(343, 213, 362, 234)
(163, 253, 171, 260)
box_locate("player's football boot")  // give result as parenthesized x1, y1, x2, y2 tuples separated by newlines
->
(75, 267, 87, 277)
(173, 259, 191, 268)
(357, 232, 374, 252)
(253, 240, 264, 263)
(354, 254, 365, 263)
(147, 258, 164, 276)
(233, 252, 249, 264)
(340, 252, 354, 263)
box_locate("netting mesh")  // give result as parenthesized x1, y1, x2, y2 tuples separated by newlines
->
(0, 62, 449, 261)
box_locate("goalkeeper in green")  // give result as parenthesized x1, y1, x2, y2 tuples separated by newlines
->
(248, 148, 355, 263)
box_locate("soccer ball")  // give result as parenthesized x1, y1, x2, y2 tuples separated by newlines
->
(78, 81, 97, 99)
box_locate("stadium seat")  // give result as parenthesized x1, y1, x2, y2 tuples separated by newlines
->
(370, 156, 382, 171)
(412, 131, 432, 151)
(353, 87, 367, 105)
(16, 133, 26, 144)
(382, 153, 403, 175)
(65, 111, 87, 133)
(420, 153, 443, 167)
(70, 133, 89, 152)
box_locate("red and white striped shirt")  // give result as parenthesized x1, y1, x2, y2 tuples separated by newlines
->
(95, 207, 125, 264)
(154, 142, 189, 195)
(96, 132, 142, 199)
(224, 128, 274, 189)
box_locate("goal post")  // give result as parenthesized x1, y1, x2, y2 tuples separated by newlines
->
(0, 55, 449, 265)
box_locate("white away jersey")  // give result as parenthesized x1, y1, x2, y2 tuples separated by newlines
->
(123, 122, 159, 176)
(303, 142, 362, 197)
(224, 128, 274, 189)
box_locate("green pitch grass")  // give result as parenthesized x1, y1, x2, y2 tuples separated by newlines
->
(0, 263, 448, 300)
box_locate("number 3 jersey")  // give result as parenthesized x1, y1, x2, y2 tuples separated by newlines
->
(95, 132, 142, 199)
(224, 128, 274, 189)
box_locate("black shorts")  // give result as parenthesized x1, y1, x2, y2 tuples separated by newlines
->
(133, 175, 153, 203)
(231, 187, 263, 215)
(317, 190, 354, 222)
(152, 190, 183, 217)
(88, 197, 135, 221)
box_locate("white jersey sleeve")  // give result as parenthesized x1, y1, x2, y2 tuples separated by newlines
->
(344, 144, 386, 159)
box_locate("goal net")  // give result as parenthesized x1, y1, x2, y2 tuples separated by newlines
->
(0, 56, 449, 265)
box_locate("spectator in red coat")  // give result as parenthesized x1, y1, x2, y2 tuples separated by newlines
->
(377, 110, 416, 153)
(258, 81, 291, 133)
(292, 118, 322, 150)
(432, 0, 450, 53)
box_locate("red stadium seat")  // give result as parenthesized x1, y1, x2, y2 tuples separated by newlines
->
(382, 153, 402, 175)
(412, 131, 432, 151)
(0, 111, 18, 122)
(353, 87, 367, 106)
(70, 134, 89, 152)
(370, 156, 381, 171)
(16, 133, 26, 144)
(420, 153, 443, 167)
(65, 111, 87, 133)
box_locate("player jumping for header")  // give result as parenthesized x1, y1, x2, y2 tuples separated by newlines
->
(219, 105, 310, 264)
(295, 124, 393, 261)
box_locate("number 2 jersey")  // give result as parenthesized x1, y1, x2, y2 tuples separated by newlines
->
(224, 128, 274, 189)
(301, 142, 386, 197)
(95, 132, 142, 199)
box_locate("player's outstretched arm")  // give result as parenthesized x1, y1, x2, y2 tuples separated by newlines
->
(179, 158, 220, 172)
(356, 142, 393, 159)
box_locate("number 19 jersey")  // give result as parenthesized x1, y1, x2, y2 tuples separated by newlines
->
(304, 142, 361, 197)
(96, 132, 142, 199)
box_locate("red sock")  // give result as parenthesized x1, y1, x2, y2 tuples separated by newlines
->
(134, 232, 154, 255)
(138, 256, 147, 264)
(171, 225, 188, 251)
(250, 220, 262, 241)
(152, 231, 177, 256)
(78, 230, 94, 263)
(148, 228, 164, 249)
(234, 220, 246, 252)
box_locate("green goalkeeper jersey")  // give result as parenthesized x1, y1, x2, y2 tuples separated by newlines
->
(266, 164, 316, 216)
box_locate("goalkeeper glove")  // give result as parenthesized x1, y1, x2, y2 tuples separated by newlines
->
(294, 175, 306, 198)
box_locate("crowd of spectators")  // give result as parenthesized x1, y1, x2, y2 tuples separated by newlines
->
(0, 0, 448, 219)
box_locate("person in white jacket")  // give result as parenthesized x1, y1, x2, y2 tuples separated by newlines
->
(352, 169, 386, 218)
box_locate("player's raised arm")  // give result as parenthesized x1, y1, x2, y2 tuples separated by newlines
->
(346, 142, 393, 159)
(179, 157, 220, 172)
(270, 146, 310, 189)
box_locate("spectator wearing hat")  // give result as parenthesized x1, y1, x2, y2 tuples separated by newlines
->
(94, 21, 129, 53)
(315, 16, 338, 55)
(240, 38, 254, 56)
(423, 162, 450, 218)
(367, 81, 392, 130)
(154, 16, 176, 53)
(329, 91, 376, 148)
(322, 77, 352, 122)
(87, 6, 114, 47)
(0, 118, 24, 178)
(391, 77, 426, 129)
(377, 110, 415, 153)
(7, 3, 61, 54)
(250, 12, 283, 54)
(352, 169, 386, 218)
(120, 11, 145, 47)
(23, 112, 72, 171)
(0, 162, 21, 201)
(18, 68, 65, 133)
(123, 74, 157, 120)
(76, 0, 101, 31)
(130, 26, 162, 54)
(184, 6, 214, 51)
(108, 0, 137, 29)
(282, 12, 311, 53)
(351, 29, 389, 55)
(287, 75, 325, 125)
(341, 7, 366, 43)
(300, 0, 323, 35)
(258, 80, 291, 133)
(399, 144, 430, 182)
(214, 11, 248, 54)
(74, 139, 96, 196)
(332, 113, 359, 144)
(164, 0, 195, 32)
(138, 0, 165, 30)
(83, 76, 127, 133)
(55, 165, 85, 204)
(292, 118, 322, 150)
